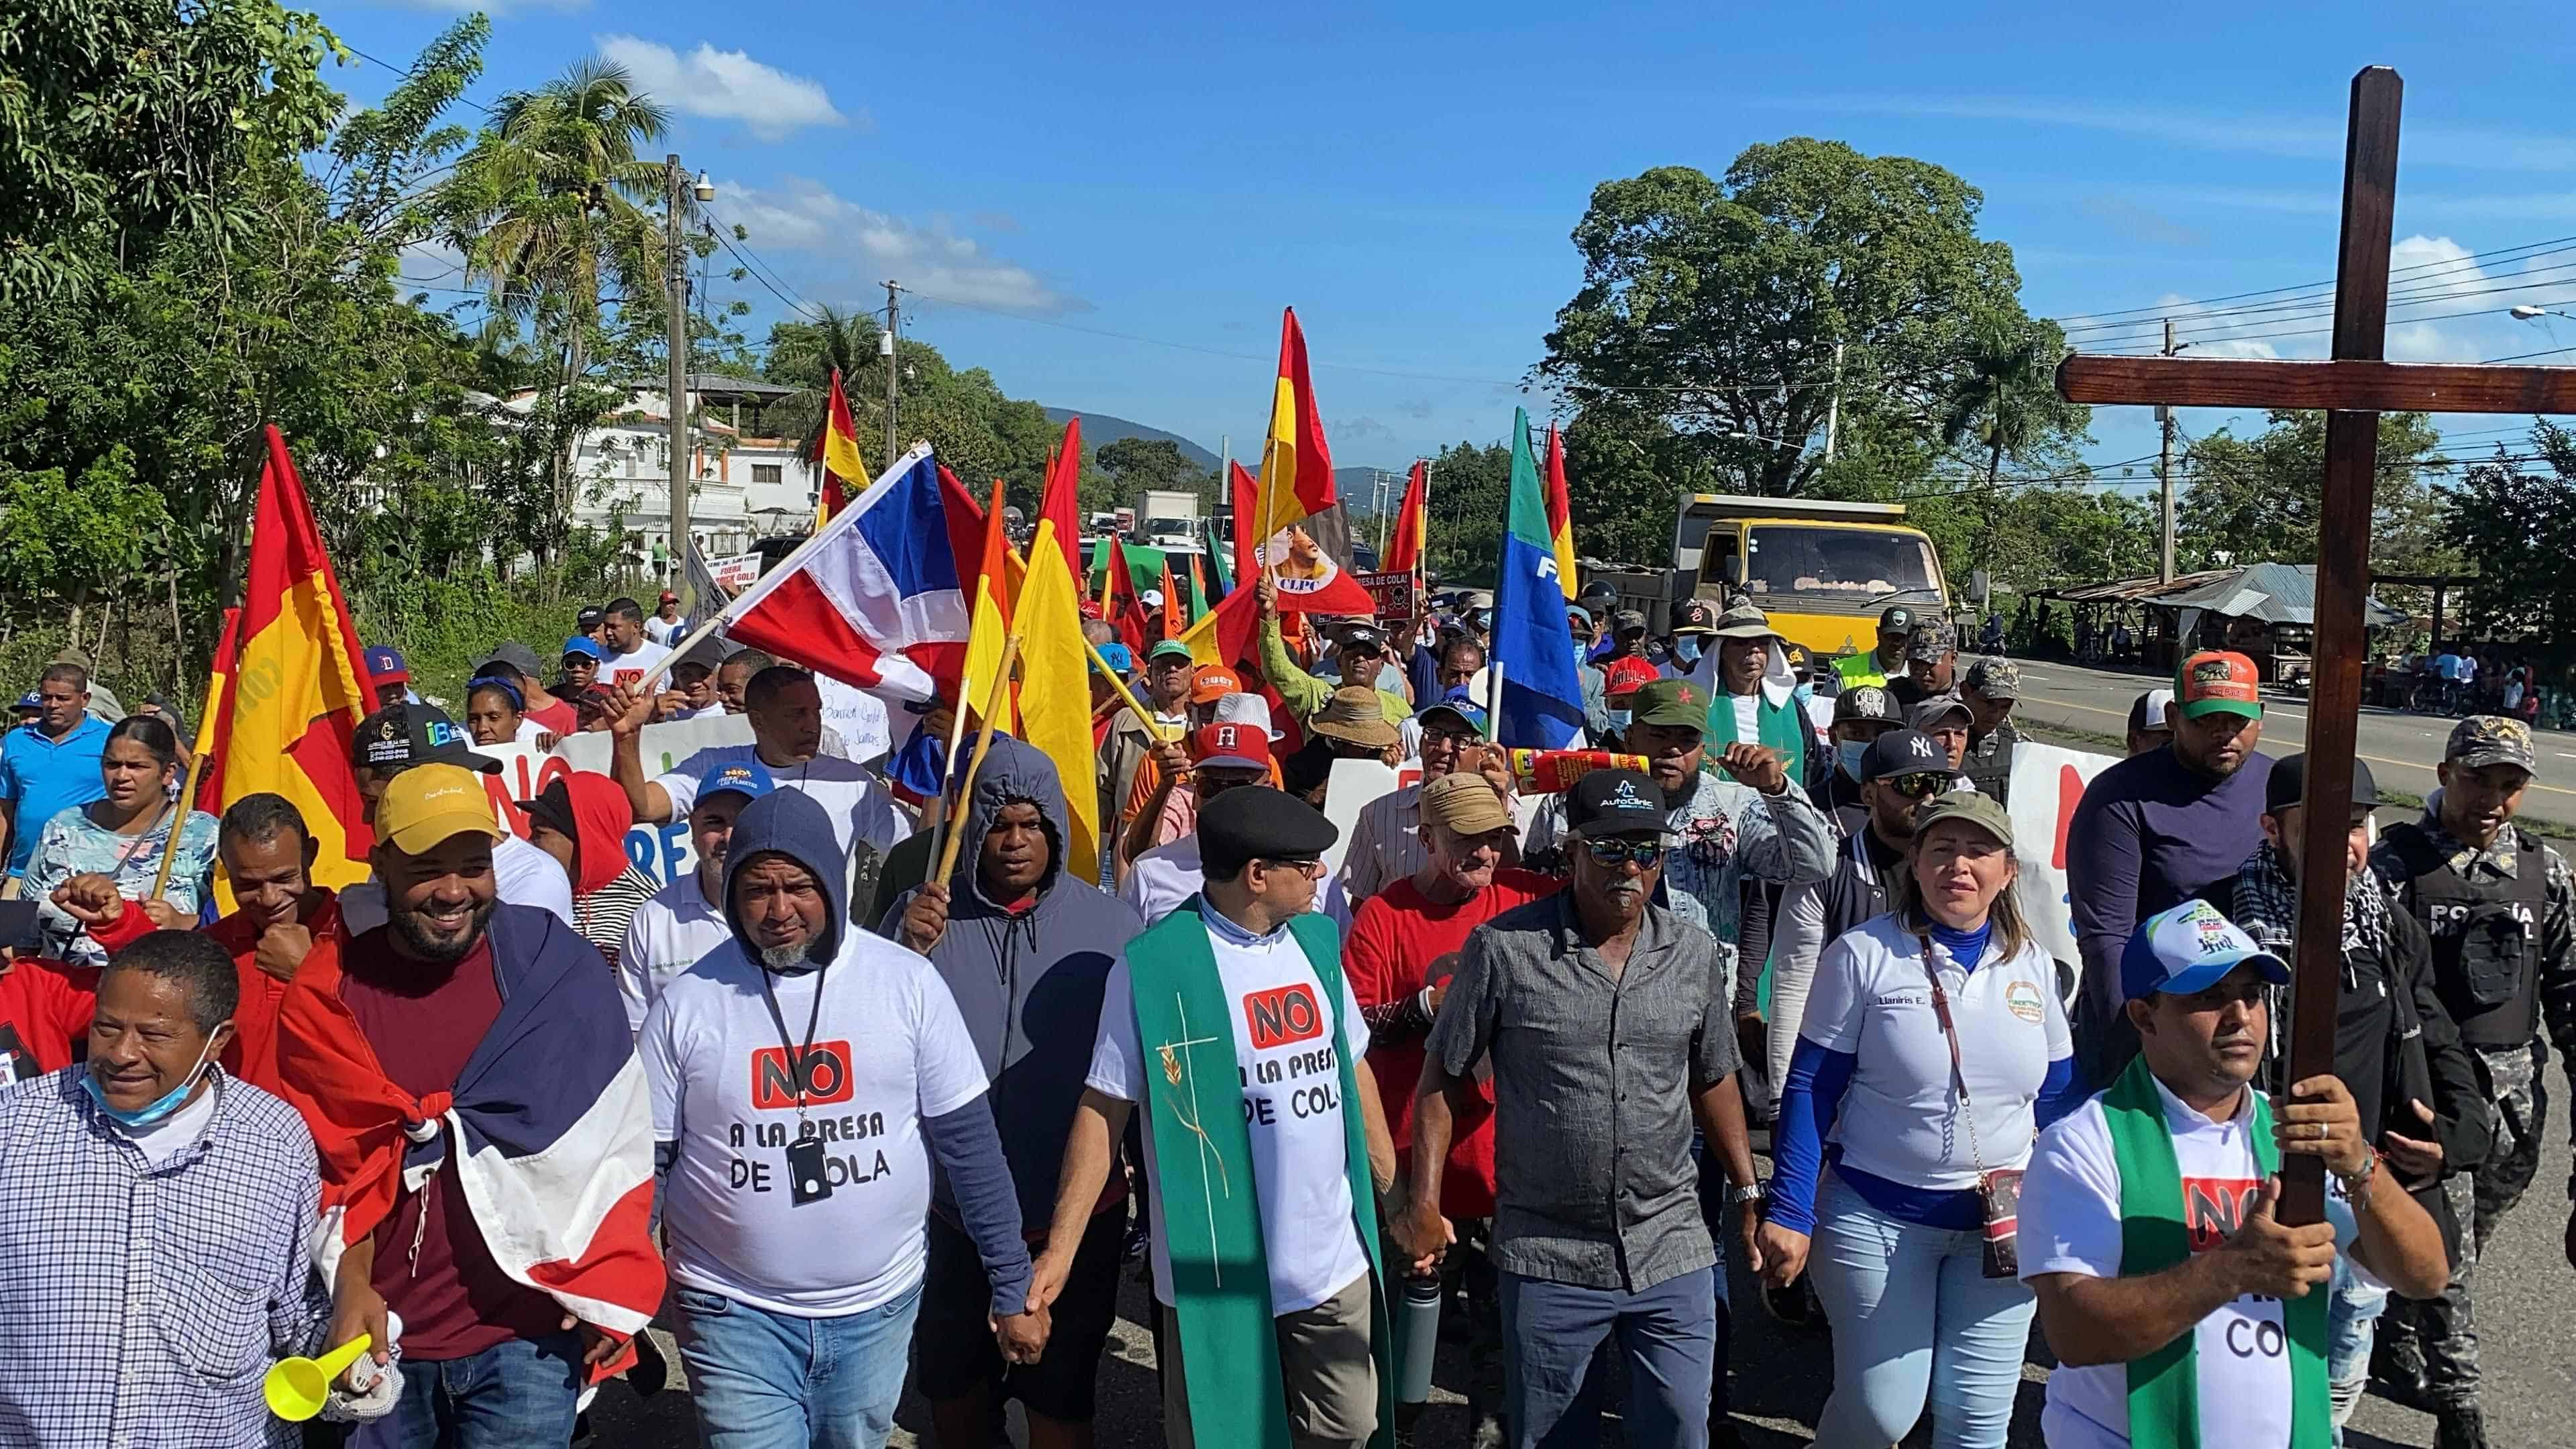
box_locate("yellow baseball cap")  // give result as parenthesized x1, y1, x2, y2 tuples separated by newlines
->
(376, 763, 504, 855)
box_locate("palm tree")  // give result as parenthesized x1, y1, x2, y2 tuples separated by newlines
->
(443, 58, 676, 519)
(762, 303, 879, 468)
(1937, 319, 2056, 570)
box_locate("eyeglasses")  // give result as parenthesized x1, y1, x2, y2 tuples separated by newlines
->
(1883, 772, 1949, 800)
(1259, 856, 1324, 876)
(1582, 839, 1666, 867)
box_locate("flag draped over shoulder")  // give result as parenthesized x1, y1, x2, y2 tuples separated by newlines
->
(1016, 519, 1101, 885)
(196, 427, 374, 888)
(1385, 460, 1428, 575)
(724, 444, 970, 706)
(1542, 424, 1578, 586)
(814, 368, 866, 528)
(1491, 409, 1586, 749)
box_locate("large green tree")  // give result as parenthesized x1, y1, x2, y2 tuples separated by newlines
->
(1421, 439, 1514, 584)
(1539, 143, 2087, 506)
(2440, 422, 2576, 651)
(2176, 411, 2453, 574)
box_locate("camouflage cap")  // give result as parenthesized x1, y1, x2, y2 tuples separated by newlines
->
(1963, 656, 2021, 699)
(2446, 714, 2536, 774)
(1906, 619, 1958, 663)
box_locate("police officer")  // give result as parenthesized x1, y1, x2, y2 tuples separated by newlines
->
(1832, 604, 1915, 692)
(1888, 620, 1957, 712)
(2369, 716, 2576, 1449)
(1958, 657, 2021, 804)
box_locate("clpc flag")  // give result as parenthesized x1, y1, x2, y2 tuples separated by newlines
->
(722, 443, 971, 706)
(1489, 409, 1586, 749)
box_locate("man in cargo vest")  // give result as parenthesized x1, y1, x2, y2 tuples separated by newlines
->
(2367, 716, 2576, 1449)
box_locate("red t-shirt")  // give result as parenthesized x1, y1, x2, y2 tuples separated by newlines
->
(1341, 869, 1560, 1220)
(0, 958, 99, 1084)
(339, 927, 563, 1360)
(525, 699, 578, 737)
(202, 891, 340, 1093)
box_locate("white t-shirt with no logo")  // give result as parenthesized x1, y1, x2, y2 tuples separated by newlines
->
(2019, 1075, 2367, 1449)
(655, 747, 912, 863)
(641, 930, 987, 1318)
(1087, 912, 1371, 1315)
(618, 873, 733, 1034)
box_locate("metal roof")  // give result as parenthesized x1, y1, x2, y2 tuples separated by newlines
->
(687, 373, 798, 398)
(2037, 563, 2404, 626)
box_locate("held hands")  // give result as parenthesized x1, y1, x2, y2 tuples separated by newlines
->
(2381, 1097, 2445, 1180)
(1386, 1197, 1453, 1277)
(1754, 1220, 1809, 1290)
(2271, 1075, 2371, 1179)
(2215, 1177, 2339, 1300)
(1715, 743, 1788, 796)
(898, 883, 951, 953)
(993, 1303, 1051, 1365)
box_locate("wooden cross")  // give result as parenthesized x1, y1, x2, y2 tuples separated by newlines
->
(2055, 66, 2576, 1223)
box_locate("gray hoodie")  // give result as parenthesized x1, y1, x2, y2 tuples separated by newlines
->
(883, 735, 1144, 1224)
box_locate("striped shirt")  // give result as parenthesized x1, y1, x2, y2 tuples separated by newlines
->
(576, 865, 663, 972)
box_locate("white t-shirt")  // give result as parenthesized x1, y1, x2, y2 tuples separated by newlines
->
(619, 873, 733, 1034)
(1120, 837, 1203, 924)
(641, 929, 987, 1317)
(603, 639, 673, 691)
(109, 1077, 221, 1167)
(656, 747, 912, 865)
(1085, 911, 1372, 1315)
(340, 831, 577, 934)
(1799, 914, 2070, 1191)
(2020, 1077, 2367, 1449)
(645, 615, 685, 646)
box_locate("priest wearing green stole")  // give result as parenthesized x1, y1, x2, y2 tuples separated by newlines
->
(1032, 785, 1424, 1449)
(1693, 600, 1807, 784)
(2018, 900, 2449, 1448)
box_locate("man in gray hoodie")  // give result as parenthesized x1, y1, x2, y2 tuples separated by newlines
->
(888, 737, 1146, 1449)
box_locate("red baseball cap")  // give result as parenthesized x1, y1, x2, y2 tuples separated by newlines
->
(1191, 721, 1271, 772)
(2175, 651, 2262, 720)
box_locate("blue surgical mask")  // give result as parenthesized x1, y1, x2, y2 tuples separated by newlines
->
(1672, 636, 1703, 665)
(1607, 708, 1633, 735)
(82, 1028, 227, 1128)
(1838, 739, 1869, 780)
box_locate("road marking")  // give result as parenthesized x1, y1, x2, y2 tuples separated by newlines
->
(2017, 690, 2576, 800)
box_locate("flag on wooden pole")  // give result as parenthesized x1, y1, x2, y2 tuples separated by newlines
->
(813, 368, 866, 529)
(1016, 519, 1100, 884)
(959, 478, 1018, 732)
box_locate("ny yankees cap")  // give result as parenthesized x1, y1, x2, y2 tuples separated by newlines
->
(1860, 729, 1949, 783)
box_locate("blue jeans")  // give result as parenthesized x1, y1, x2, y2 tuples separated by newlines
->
(375, 1331, 583, 1449)
(673, 1280, 923, 1449)
(2326, 1258, 2391, 1442)
(1500, 1267, 1717, 1449)
(1807, 1174, 2033, 1449)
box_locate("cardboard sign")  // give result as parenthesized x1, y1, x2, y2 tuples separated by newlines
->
(1356, 570, 1420, 628)
(2005, 740, 2121, 969)
(707, 551, 763, 594)
(473, 714, 757, 890)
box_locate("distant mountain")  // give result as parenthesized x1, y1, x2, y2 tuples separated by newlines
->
(1041, 409, 1219, 470)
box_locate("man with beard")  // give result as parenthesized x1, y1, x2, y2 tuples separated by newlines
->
(280, 763, 663, 1444)
(1345, 772, 1559, 1449)
(597, 596, 672, 690)
(2367, 717, 2576, 1448)
(2068, 651, 2275, 1087)
(1399, 769, 1763, 1449)
(618, 761, 771, 1033)
(886, 737, 1144, 1449)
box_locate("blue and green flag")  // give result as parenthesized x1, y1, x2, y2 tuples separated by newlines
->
(1489, 409, 1585, 748)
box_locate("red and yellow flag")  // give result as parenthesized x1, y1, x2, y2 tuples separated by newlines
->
(959, 479, 1019, 731)
(1016, 519, 1100, 885)
(1254, 307, 1336, 542)
(814, 368, 866, 528)
(1542, 423, 1578, 587)
(197, 427, 375, 890)
(1385, 460, 1429, 575)
(1038, 415, 1084, 585)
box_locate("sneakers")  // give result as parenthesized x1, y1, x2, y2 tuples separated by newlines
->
(2433, 1406, 2489, 1449)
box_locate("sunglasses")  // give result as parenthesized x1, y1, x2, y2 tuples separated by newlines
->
(1582, 839, 1666, 867)
(1883, 772, 1949, 800)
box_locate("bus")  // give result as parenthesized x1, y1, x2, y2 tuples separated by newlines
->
(1673, 495, 1950, 657)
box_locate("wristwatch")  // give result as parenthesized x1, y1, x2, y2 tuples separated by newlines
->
(1724, 1181, 1768, 1208)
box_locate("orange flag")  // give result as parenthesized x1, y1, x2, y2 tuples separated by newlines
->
(1158, 558, 1181, 641)
(1255, 307, 1336, 541)
(1385, 460, 1428, 575)
(198, 427, 375, 890)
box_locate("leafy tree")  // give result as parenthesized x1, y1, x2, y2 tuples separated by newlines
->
(2176, 411, 2453, 574)
(1539, 144, 2086, 502)
(1421, 440, 1513, 584)
(2441, 421, 2576, 653)
(1095, 437, 1218, 517)
(1936, 317, 2085, 572)
(762, 303, 879, 467)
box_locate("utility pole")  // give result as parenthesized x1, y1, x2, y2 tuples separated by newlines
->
(664, 154, 691, 605)
(2157, 317, 2178, 582)
(882, 280, 902, 472)
(1824, 340, 1845, 462)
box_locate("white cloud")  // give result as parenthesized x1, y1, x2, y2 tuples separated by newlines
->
(596, 36, 847, 140)
(720, 178, 1077, 315)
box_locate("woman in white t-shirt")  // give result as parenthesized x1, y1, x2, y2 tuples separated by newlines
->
(1754, 791, 2082, 1449)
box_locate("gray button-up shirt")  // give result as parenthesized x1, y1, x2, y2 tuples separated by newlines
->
(1428, 894, 1741, 1293)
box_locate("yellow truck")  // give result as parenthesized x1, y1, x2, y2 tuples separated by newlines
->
(1674, 495, 1951, 657)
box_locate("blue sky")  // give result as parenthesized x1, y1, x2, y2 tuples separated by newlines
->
(335, 0, 2576, 482)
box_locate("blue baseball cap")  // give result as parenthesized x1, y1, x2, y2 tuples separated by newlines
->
(2121, 900, 2292, 1004)
(12, 691, 36, 711)
(561, 636, 606, 663)
(362, 644, 409, 684)
(698, 759, 775, 805)
(1092, 642, 1134, 676)
(1416, 690, 1489, 735)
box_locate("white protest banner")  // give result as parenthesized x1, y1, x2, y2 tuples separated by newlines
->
(2006, 739, 2120, 970)
(1321, 759, 1407, 878)
(471, 714, 757, 890)
(708, 551, 763, 594)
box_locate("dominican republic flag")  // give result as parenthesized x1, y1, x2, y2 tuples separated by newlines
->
(720, 442, 971, 706)
(273, 906, 663, 1364)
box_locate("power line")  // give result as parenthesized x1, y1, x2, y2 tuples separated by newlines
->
(2050, 233, 2576, 328)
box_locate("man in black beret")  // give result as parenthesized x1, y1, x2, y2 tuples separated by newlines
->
(1032, 786, 1416, 1448)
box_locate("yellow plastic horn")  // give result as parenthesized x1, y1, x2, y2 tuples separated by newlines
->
(263, 1333, 372, 1421)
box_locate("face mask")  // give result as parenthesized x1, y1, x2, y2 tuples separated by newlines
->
(1607, 709, 1633, 735)
(1838, 739, 1868, 780)
(1672, 636, 1703, 665)
(83, 1026, 228, 1128)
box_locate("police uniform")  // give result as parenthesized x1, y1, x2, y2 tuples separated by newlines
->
(2370, 716, 2576, 1439)
(1959, 657, 2021, 806)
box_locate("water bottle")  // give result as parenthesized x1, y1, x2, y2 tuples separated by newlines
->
(1394, 1273, 1442, 1404)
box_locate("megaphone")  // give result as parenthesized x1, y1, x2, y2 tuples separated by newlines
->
(264, 1334, 372, 1422)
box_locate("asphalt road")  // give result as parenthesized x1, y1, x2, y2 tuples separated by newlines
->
(588, 1122, 2576, 1446)
(2006, 659, 2576, 835)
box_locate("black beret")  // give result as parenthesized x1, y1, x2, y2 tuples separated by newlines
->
(1197, 784, 1339, 863)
